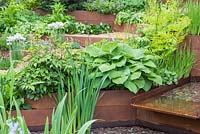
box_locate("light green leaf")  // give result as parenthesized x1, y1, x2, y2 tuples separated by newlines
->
(94, 58, 107, 63)
(85, 46, 105, 57)
(148, 72, 162, 85)
(109, 66, 130, 79)
(143, 60, 156, 68)
(93, 78, 111, 89)
(112, 55, 123, 60)
(112, 76, 129, 84)
(143, 80, 152, 91)
(134, 79, 145, 88)
(112, 57, 126, 67)
(99, 63, 116, 73)
(78, 120, 97, 134)
(119, 43, 144, 59)
(129, 72, 141, 80)
(102, 42, 118, 53)
(124, 81, 139, 93)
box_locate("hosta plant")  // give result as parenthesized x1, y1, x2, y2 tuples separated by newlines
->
(85, 41, 162, 93)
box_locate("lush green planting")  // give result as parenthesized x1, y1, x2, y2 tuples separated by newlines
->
(0, 0, 113, 37)
(84, 0, 146, 14)
(157, 45, 195, 80)
(85, 41, 162, 93)
(115, 11, 144, 25)
(187, 0, 200, 35)
(0, 0, 196, 133)
(142, 0, 191, 58)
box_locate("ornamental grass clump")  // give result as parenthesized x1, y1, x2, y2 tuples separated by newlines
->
(157, 45, 195, 80)
(186, 0, 200, 35)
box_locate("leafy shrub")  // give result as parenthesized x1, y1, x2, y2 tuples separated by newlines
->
(115, 11, 144, 25)
(84, 0, 146, 14)
(15, 45, 81, 100)
(85, 41, 162, 93)
(15, 54, 68, 100)
(142, 0, 191, 58)
(64, 22, 113, 34)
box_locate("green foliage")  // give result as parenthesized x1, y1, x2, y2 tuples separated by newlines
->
(115, 11, 144, 25)
(0, 0, 40, 33)
(46, 0, 75, 23)
(0, 1, 113, 36)
(0, 34, 10, 50)
(64, 22, 113, 35)
(15, 50, 70, 100)
(157, 45, 195, 80)
(44, 56, 105, 134)
(85, 41, 162, 93)
(143, 0, 191, 58)
(84, 0, 146, 14)
(158, 69, 178, 85)
(187, 0, 200, 35)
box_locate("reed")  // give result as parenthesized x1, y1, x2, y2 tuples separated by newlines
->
(187, 0, 200, 35)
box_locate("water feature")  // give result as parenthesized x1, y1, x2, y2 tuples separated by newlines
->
(135, 82, 200, 118)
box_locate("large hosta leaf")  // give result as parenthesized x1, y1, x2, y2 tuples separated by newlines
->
(109, 66, 130, 79)
(143, 60, 157, 68)
(85, 46, 105, 57)
(124, 81, 139, 93)
(143, 80, 152, 91)
(112, 55, 123, 60)
(112, 76, 129, 84)
(129, 71, 141, 80)
(134, 79, 145, 88)
(112, 57, 126, 67)
(148, 73, 162, 85)
(119, 43, 144, 59)
(102, 42, 118, 53)
(99, 63, 116, 73)
(93, 78, 111, 89)
(94, 58, 107, 63)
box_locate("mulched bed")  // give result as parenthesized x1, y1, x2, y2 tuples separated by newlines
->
(31, 126, 165, 134)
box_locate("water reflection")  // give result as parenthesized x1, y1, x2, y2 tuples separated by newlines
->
(140, 82, 200, 118)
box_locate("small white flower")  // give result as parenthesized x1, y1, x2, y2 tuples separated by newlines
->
(48, 22, 65, 30)
(7, 33, 26, 45)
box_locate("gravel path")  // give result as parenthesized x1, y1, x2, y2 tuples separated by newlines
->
(31, 126, 165, 134)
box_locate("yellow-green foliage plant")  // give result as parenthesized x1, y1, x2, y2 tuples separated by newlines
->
(143, 0, 191, 58)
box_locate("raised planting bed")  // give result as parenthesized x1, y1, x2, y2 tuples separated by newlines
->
(11, 109, 53, 131)
(185, 35, 200, 77)
(22, 90, 136, 131)
(11, 78, 189, 131)
(132, 77, 200, 133)
(68, 10, 116, 27)
(68, 10, 139, 33)
(34, 9, 139, 34)
(25, 93, 58, 110)
(64, 32, 134, 46)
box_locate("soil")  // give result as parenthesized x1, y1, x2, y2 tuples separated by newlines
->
(31, 126, 165, 134)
